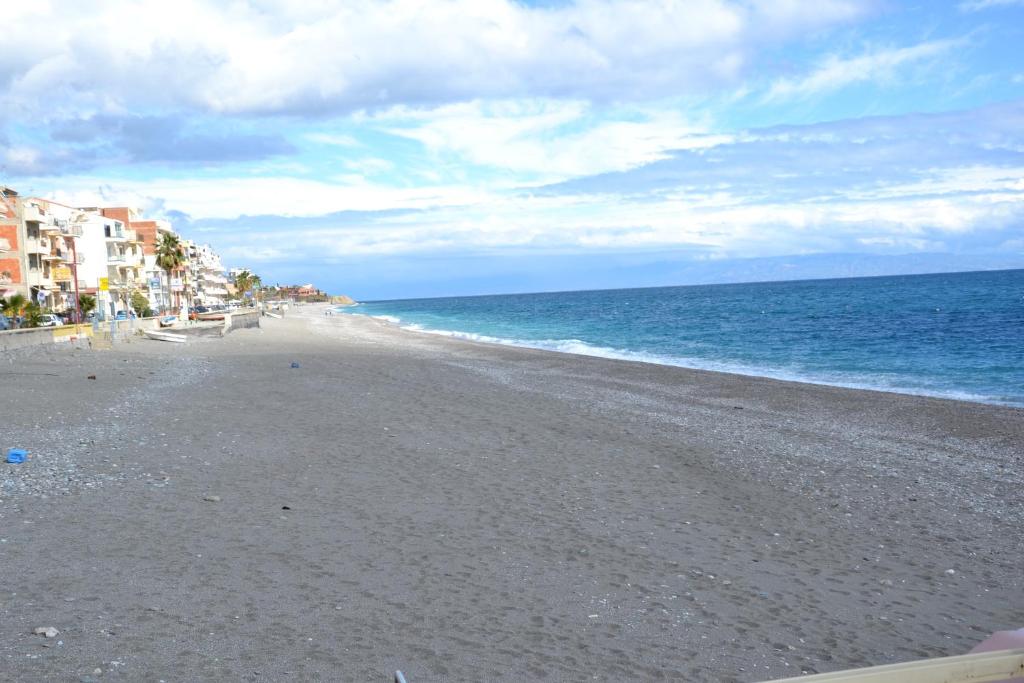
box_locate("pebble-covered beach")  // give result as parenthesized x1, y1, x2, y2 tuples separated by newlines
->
(1, 307, 1021, 681)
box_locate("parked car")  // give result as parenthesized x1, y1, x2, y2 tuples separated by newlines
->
(114, 311, 128, 321)
(38, 313, 63, 327)
(0, 314, 10, 331)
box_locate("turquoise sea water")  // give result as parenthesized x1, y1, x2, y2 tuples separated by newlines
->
(343, 269, 1024, 406)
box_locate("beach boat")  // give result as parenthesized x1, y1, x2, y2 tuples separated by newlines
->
(196, 311, 226, 321)
(144, 329, 187, 343)
(764, 647, 1024, 682)
(158, 315, 178, 328)
(391, 648, 1024, 683)
(263, 311, 283, 319)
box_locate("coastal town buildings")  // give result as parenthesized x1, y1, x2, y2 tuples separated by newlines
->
(0, 186, 239, 321)
(276, 283, 327, 301)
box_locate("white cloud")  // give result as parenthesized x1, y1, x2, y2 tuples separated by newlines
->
(40, 174, 492, 219)
(306, 133, 360, 148)
(0, 0, 872, 117)
(373, 99, 730, 182)
(764, 38, 963, 102)
(3, 146, 40, 170)
(201, 184, 1024, 259)
(958, 0, 1024, 11)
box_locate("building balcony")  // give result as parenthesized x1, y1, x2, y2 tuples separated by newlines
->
(26, 238, 50, 254)
(51, 266, 74, 282)
(23, 203, 47, 223)
(49, 251, 85, 265)
(40, 218, 69, 234)
(107, 253, 127, 263)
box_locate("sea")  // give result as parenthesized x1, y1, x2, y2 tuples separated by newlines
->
(340, 269, 1024, 407)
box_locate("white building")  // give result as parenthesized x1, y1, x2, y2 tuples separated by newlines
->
(76, 209, 146, 317)
(187, 241, 229, 305)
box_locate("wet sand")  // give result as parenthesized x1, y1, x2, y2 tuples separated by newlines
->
(1, 307, 1021, 681)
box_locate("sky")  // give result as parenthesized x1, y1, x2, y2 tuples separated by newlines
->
(2, 0, 1024, 299)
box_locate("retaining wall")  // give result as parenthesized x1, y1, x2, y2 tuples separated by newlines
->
(0, 312, 258, 352)
(225, 311, 260, 333)
(0, 317, 161, 352)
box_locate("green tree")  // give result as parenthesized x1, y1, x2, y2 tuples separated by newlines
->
(78, 294, 96, 317)
(130, 290, 153, 318)
(22, 301, 43, 328)
(233, 270, 253, 296)
(1, 293, 27, 328)
(233, 270, 261, 305)
(155, 233, 186, 312)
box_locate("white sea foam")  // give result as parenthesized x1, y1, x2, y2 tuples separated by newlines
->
(344, 311, 1017, 406)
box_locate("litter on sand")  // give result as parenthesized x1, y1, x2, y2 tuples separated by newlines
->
(6, 448, 27, 464)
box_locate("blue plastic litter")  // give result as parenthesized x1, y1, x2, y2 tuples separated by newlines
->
(290, 362, 300, 368)
(6, 448, 28, 464)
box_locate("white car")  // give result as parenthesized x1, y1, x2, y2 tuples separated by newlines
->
(38, 314, 63, 327)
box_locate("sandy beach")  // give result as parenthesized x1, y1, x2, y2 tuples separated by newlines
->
(1, 306, 1021, 681)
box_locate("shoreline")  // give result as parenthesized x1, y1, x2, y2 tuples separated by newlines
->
(2, 308, 1021, 681)
(338, 307, 1024, 411)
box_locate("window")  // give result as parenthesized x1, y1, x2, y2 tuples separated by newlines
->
(29, 254, 40, 269)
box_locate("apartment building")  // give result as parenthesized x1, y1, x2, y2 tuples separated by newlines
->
(20, 198, 87, 314)
(187, 241, 229, 306)
(97, 208, 183, 314)
(0, 187, 25, 301)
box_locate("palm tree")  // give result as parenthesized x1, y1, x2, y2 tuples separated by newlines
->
(155, 233, 185, 313)
(233, 270, 253, 299)
(22, 301, 43, 328)
(233, 270, 261, 306)
(1, 293, 27, 328)
(78, 294, 96, 318)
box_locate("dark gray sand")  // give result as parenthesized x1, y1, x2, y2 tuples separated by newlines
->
(1, 308, 1021, 681)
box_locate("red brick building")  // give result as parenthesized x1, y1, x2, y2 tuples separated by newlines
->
(0, 187, 24, 299)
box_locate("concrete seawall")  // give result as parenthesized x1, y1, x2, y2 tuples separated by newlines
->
(1, 310, 259, 352)
(225, 311, 260, 333)
(0, 318, 161, 352)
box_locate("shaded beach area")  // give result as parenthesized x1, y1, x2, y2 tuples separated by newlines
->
(1, 306, 1021, 681)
